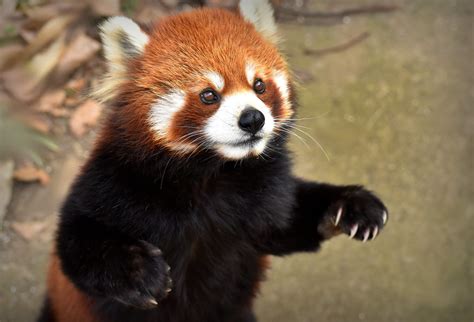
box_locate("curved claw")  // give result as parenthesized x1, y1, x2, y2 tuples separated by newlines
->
(335, 207, 343, 226)
(382, 211, 388, 225)
(149, 248, 162, 256)
(371, 226, 379, 240)
(362, 229, 370, 242)
(349, 224, 358, 239)
(148, 298, 158, 306)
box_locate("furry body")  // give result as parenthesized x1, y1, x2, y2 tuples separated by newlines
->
(39, 3, 388, 322)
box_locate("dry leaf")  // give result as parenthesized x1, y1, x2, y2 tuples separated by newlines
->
(14, 165, 50, 185)
(88, 0, 121, 16)
(24, 3, 86, 25)
(64, 96, 81, 107)
(66, 78, 87, 92)
(55, 33, 101, 80)
(205, 0, 238, 7)
(69, 99, 103, 137)
(0, 43, 23, 70)
(22, 14, 76, 59)
(1, 68, 40, 102)
(29, 35, 66, 81)
(19, 28, 37, 43)
(11, 221, 48, 241)
(36, 89, 68, 117)
(135, 6, 168, 25)
(1, 36, 66, 102)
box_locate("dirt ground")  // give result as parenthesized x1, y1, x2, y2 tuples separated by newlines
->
(0, 0, 473, 321)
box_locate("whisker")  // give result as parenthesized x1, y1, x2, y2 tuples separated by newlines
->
(276, 128, 310, 148)
(290, 127, 330, 161)
(276, 122, 330, 161)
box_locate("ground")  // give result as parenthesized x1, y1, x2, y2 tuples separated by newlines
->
(0, 0, 472, 321)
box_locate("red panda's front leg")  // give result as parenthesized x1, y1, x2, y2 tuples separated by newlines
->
(260, 178, 388, 255)
(57, 214, 172, 309)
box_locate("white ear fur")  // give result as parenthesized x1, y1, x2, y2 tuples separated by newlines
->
(239, 0, 278, 44)
(94, 17, 149, 102)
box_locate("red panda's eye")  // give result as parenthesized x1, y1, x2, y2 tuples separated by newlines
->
(200, 89, 220, 105)
(253, 79, 266, 94)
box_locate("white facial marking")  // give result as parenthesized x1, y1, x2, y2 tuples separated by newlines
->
(273, 70, 293, 119)
(245, 62, 256, 85)
(149, 90, 186, 137)
(216, 144, 254, 160)
(273, 70, 290, 101)
(204, 71, 225, 91)
(205, 91, 275, 160)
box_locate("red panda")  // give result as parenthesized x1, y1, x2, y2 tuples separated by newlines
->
(38, 1, 388, 322)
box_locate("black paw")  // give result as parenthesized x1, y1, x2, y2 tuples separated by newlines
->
(332, 186, 388, 242)
(112, 240, 172, 309)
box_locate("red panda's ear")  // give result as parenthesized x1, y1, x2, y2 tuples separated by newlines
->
(94, 17, 149, 102)
(239, 0, 279, 45)
(99, 16, 149, 62)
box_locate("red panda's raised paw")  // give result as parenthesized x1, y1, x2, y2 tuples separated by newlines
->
(111, 240, 172, 309)
(331, 187, 388, 242)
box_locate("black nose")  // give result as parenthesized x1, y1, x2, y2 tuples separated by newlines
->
(238, 108, 265, 134)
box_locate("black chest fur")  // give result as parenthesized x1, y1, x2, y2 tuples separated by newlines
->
(60, 147, 295, 322)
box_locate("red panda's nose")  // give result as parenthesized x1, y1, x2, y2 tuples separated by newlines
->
(238, 108, 265, 135)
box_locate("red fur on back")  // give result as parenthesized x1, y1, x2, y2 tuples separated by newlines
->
(47, 253, 100, 322)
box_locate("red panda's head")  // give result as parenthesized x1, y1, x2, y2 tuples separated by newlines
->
(96, 0, 294, 161)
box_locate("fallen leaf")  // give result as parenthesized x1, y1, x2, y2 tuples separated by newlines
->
(1, 36, 66, 102)
(29, 35, 67, 81)
(23, 3, 86, 25)
(19, 28, 37, 43)
(134, 6, 168, 25)
(14, 165, 50, 185)
(22, 14, 76, 59)
(36, 89, 68, 117)
(88, 0, 121, 16)
(0, 43, 23, 70)
(11, 221, 48, 241)
(64, 96, 81, 107)
(205, 0, 238, 7)
(55, 33, 101, 81)
(66, 78, 87, 92)
(69, 99, 103, 137)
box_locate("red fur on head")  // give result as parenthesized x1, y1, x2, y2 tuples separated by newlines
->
(97, 7, 293, 159)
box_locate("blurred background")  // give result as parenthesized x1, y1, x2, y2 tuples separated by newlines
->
(0, 0, 472, 321)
